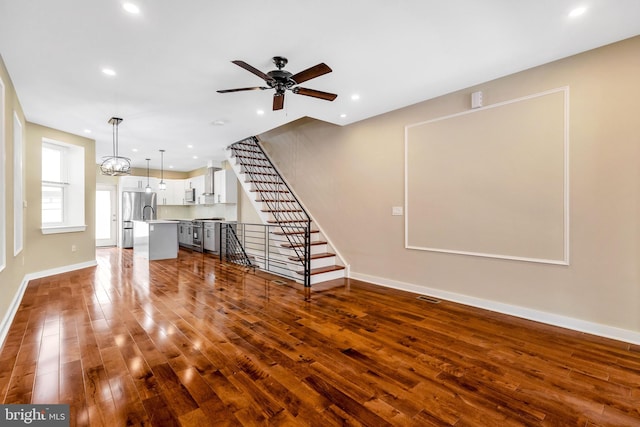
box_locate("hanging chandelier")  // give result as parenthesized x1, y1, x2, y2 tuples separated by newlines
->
(158, 149, 166, 190)
(100, 117, 131, 176)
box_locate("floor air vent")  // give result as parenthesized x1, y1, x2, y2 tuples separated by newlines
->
(417, 295, 441, 304)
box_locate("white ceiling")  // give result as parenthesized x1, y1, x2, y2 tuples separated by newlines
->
(0, 0, 638, 172)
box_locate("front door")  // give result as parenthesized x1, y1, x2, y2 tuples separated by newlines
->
(96, 184, 117, 247)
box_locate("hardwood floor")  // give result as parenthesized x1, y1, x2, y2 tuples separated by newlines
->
(1, 248, 639, 426)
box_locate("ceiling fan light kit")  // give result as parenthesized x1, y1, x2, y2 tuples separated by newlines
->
(217, 56, 338, 111)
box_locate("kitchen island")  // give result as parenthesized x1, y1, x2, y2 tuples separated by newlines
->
(133, 220, 179, 260)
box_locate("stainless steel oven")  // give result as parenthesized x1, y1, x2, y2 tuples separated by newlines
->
(191, 220, 204, 252)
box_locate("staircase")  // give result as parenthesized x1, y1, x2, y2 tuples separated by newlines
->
(225, 137, 345, 288)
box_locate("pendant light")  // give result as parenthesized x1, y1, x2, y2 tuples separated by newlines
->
(158, 149, 166, 190)
(100, 117, 131, 176)
(145, 158, 152, 193)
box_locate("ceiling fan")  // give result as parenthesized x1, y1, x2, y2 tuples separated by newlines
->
(217, 56, 338, 111)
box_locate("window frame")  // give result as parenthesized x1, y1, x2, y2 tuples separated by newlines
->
(41, 138, 86, 234)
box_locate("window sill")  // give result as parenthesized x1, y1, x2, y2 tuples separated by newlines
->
(41, 225, 87, 235)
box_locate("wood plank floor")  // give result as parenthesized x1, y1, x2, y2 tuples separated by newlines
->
(1, 248, 639, 426)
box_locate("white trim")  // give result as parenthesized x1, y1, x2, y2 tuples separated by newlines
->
(13, 111, 24, 256)
(0, 260, 97, 348)
(41, 225, 88, 234)
(404, 86, 570, 265)
(349, 271, 640, 345)
(0, 76, 5, 272)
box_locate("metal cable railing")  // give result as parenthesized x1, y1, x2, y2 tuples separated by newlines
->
(227, 136, 311, 292)
(219, 223, 254, 268)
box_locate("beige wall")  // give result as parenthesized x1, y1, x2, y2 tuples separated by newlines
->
(25, 123, 96, 272)
(259, 36, 640, 332)
(0, 56, 27, 324)
(0, 57, 97, 331)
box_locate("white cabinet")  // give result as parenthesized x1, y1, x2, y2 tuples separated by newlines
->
(203, 222, 218, 252)
(185, 175, 206, 204)
(119, 175, 146, 190)
(213, 169, 237, 204)
(158, 179, 185, 205)
(120, 176, 159, 192)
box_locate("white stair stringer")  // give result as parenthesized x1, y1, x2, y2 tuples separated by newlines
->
(225, 140, 346, 286)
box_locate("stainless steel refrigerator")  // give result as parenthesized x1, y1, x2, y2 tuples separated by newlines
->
(122, 191, 157, 248)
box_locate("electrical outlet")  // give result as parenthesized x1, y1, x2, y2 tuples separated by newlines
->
(392, 206, 404, 216)
(71, 244, 77, 252)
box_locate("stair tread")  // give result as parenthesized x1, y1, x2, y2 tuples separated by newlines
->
(267, 219, 309, 223)
(298, 265, 346, 275)
(254, 190, 290, 194)
(289, 252, 335, 261)
(273, 230, 319, 235)
(261, 209, 304, 213)
(281, 241, 327, 248)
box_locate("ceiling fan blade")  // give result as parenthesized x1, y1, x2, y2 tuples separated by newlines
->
(232, 60, 272, 82)
(217, 87, 267, 93)
(293, 87, 338, 101)
(273, 93, 285, 110)
(290, 63, 332, 84)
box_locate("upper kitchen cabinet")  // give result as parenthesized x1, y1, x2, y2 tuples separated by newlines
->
(185, 175, 205, 204)
(120, 175, 159, 192)
(158, 179, 185, 205)
(213, 169, 237, 204)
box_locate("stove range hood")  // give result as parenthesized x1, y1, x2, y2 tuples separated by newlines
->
(202, 164, 221, 196)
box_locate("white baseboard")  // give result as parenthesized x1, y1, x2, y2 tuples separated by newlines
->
(0, 260, 97, 348)
(349, 271, 640, 346)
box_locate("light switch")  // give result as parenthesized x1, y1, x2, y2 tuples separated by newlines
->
(392, 206, 403, 216)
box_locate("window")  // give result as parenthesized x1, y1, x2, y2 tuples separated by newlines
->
(41, 138, 86, 234)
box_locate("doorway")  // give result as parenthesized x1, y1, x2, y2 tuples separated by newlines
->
(96, 184, 117, 247)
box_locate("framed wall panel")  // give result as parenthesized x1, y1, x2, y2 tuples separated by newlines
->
(13, 111, 23, 255)
(405, 87, 569, 264)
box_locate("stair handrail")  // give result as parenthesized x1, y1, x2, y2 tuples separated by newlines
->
(219, 222, 254, 268)
(228, 136, 311, 292)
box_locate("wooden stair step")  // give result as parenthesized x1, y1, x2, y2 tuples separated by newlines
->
(246, 179, 284, 184)
(273, 230, 319, 235)
(234, 155, 269, 162)
(244, 171, 279, 176)
(261, 209, 304, 213)
(267, 219, 309, 224)
(232, 147, 261, 155)
(254, 190, 290, 194)
(297, 265, 346, 275)
(281, 241, 327, 249)
(289, 252, 335, 262)
(257, 199, 296, 203)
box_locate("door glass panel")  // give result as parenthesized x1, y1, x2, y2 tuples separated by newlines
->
(96, 190, 111, 240)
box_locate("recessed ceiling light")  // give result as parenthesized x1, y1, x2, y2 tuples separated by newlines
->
(187, 144, 193, 148)
(193, 155, 198, 159)
(212, 120, 226, 126)
(169, 165, 174, 169)
(132, 148, 138, 152)
(257, 109, 265, 115)
(351, 94, 360, 101)
(122, 3, 140, 14)
(102, 68, 116, 76)
(568, 6, 587, 17)
(340, 114, 347, 118)
(83, 129, 91, 134)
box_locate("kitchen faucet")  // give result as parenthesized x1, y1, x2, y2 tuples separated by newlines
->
(142, 205, 155, 220)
